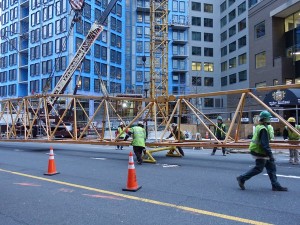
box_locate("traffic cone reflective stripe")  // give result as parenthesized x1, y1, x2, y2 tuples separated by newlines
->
(122, 152, 142, 192)
(44, 147, 59, 176)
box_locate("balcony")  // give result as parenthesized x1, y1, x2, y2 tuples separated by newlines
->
(170, 20, 190, 30)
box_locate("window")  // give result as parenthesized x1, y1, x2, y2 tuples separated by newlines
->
(221, 16, 227, 27)
(204, 33, 213, 42)
(192, 2, 201, 11)
(173, 0, 178, 11)
(204, 62, 214, 72)
(229, 57, 236, 68)
(221, 46, 227, 57)
(229, 41, 236, 53)
(204, 18, 213, 27)
(229, 25, 236, 37)
(238, 36, 246, 48)
(192, 46, 201, 56)
(204, 98, 214, 107)
(221, 61, 227, 72)
(238, 2, 246, 15)
(220, 2, 226, 13)
(221, 31, 227, 42)
(238, 19, 246, 31)
(192, 17, 201, 26)
(204, 48, 213, 57)
(228, 9, 236, 22)
(204, 4, 213, 13)
(255, 21, 265, 39)
(255, 51, 266, 68)
(255, 81, 266, 88)
(229, 74, 236, 84)
(228, 0, 235, 7)
(204, 77, 213, 86)
(192, 31, 201, 41)
(83, 77, 90, 91)
(221, 76, 227, 86)
(192, 62, 201, 71)
(179, 1, 185, 12)
(239, 70, 247, 82)
(192, 76, 201, 86)
(238, 53, 247, 65)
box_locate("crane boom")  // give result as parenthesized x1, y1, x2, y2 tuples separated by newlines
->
(47, 0, 118, 110)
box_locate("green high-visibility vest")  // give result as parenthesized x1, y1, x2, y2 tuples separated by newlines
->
(249, 124, 268, 156)
(285, 125, 300, 140)
(130, 126, 146, 147)
(118, 127, 126, 138)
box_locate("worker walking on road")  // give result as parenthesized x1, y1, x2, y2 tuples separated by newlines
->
(116, 122, 126, 150)
(283, 117, 300, 165)
(124, 121, 146, 164)
(211, 116, 228, 156)
(166, 123, 185, 156)
(236, 110, 288, 191)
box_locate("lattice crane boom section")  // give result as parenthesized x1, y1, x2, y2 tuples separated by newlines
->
(150, 0, 169, 120)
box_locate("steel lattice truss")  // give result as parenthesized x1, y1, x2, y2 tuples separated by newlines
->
(150, 0, 169, 124)
(0, 84, 300, 151)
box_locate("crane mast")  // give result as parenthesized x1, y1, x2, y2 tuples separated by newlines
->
(150, 0, 169, 122)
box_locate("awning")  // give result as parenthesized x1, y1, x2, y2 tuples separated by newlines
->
(263, 89, 300, 106)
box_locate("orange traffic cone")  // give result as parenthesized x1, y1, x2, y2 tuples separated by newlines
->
(122, 152, 142, 192)
(205, 131, 209, 139)
(44, 147, 59, 176)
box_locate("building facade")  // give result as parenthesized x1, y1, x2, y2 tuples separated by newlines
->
(248, 0, 300, 120)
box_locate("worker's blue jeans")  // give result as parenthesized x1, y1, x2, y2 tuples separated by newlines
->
(240, 158, 281, 187)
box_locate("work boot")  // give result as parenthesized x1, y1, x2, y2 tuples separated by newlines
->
(272, 186, 288, 191)
(236, 176, 245, 190)
(211, 152, 215, 156)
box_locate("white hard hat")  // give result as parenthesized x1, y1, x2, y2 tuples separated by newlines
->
(138, 121, 144, 125)
(120, 122, 124, 126)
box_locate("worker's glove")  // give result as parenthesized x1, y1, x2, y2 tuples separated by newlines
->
(124, 135, 129, 141)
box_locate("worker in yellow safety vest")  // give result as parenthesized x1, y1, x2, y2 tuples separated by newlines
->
(124, 121, 146, 164)
(116, 122, 126, 150)
(236, 110, 288, 191)
(283, 117, 300, 165)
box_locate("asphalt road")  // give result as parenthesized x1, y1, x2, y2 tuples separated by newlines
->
(0, 142, 300, 225)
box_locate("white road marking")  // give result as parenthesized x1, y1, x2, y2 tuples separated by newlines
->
(264, 174, 300, 179)
(162, 164, 179, 168)
(91, 157, 107, 160)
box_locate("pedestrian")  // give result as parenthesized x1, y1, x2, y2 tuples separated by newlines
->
(166, 123, 185, 156)
(116, 122, 126, 150)
(236, 110, 288, 191)
(124, 121, 146, 164)
(283, 117, 299, 165)
(211, 116, 228, 156)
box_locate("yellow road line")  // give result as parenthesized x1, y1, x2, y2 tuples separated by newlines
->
(0, 168, 272, 225)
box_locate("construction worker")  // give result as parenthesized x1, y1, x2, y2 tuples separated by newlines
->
(283, 117, 300, 165)
(166, 123, 185, 156)
(116, 122, 126, 150)
(236, 110, 288, 191)
(211, 116, 228, 156)
(124, 121, 146, 164)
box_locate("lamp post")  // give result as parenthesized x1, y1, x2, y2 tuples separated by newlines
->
(142, 55, 149, 138)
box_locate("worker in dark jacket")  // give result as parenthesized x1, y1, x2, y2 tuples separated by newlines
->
(236, 110, 288, 191)
(166, 123, 185, 156)
(124, 121, 146, 164)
